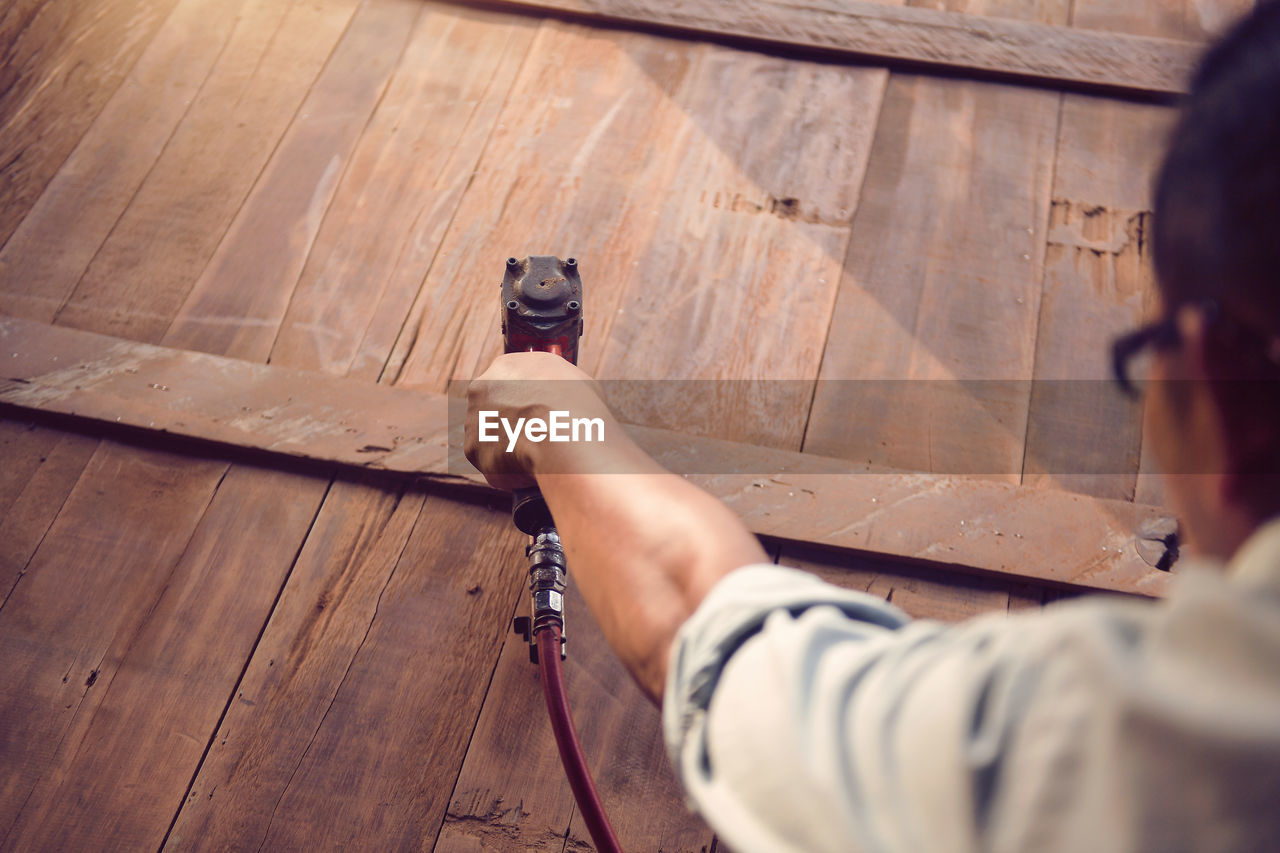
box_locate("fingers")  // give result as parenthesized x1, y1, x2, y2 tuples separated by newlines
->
(463, 352, 609, 489)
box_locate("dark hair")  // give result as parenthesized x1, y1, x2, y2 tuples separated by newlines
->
(1153, 2, 1280, 493)
(1153, 1, 1280, 336)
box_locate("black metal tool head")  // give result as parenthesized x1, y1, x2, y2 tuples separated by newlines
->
(501, 255, 583, 364)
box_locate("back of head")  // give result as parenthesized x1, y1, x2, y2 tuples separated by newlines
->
(1155, 1, 1280, 335)
(1153, 2, 1280, 500)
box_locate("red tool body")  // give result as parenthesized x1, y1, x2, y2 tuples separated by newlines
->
(501, 255, 622, 853)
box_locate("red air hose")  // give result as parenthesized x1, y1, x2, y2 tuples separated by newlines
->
(536, 625, 623, 853)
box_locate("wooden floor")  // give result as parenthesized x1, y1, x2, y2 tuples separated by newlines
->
(0, 0, 1250, 849)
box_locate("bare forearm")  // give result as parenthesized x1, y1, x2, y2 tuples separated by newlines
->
(464, 352, 767, 702)
(534, 434, 767, 703)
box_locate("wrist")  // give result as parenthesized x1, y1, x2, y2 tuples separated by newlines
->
(523, 410, 637, 478)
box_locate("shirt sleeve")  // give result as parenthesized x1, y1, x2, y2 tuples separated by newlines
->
(662, 564, 1160, 853)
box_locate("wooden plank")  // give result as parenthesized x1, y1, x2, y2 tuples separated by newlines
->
(0, 0, 246, 323)
(781, 545, 1050, 623)
(165, 491, 527, 850)
(0, 3, 434, 845)
(1024, 0, 1250, 506)
(437, 573, 712, 852)
(49, 0, 362, 343)
(0, 0, 179, 248)
(161, 476, 425, 848)
(0, 425, 98, 607)
(385, 20, 886, 450)
(593, 44, 885, 450)
(465, 0, 1204, 97)
(159, 7, 541, 847)
(0, 443, 226, 837)
(1020, 112, 1165, 500)
(805, 36, 1062, 482)
(0, 418, 61, 515)
(0, 0, 250, 626)
(1, 464, 326, 851)
(163, 0, 424, 362)
(0, 317, 1174, 596)
(382, 20, 701, 393)
(269, 5, 539, 380)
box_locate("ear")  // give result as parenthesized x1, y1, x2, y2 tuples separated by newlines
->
(1175, 304, 1262, 507)
(1173, 304, 1212, 381)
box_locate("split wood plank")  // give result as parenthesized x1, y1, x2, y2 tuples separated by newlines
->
(166, 491, 527, 851)
(49, 0, 363, 343)
(1, 464, 326, 851)
(1019, 0, 1248, 504)
(0, 0, 247, 323)
(0, 0, 179, 248)
(804, 1, 1064, 483)
(465, 0, 1205, 98)
(1122, 0, 1251, 509)
(0, 316, 1174, 597)
(1020, 102, 1165, 502)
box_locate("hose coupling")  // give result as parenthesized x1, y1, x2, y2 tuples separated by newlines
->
(513, 526, 567, 662)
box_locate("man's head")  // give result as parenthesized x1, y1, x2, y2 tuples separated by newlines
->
(1143, 0, 1280, 558)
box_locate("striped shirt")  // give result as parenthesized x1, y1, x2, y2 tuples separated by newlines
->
(664, 519, 1280, 852)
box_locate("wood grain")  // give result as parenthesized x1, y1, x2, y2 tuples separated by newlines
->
(0, 317, 1175, 596)
(51, 0, 362, 342)
(163, 0, 424, 362)
(386, 19, 887, 451)
(383, 20, 701, 393)
(0, 444, 226, 839)
(269, 5, 538, 381)
(0, 0, 244, 323)
(161, 7, 542, 848)
(163, 478, 425, 848)
(1023, 0, 1251, 506)
(781, 545, 1052, 622)
(1020, 123, 1164, 500)
(805, 42, 1062, 482)
(167, 491, 527, 850)
(0, 425, 97, 608)
(467, 0, 1204, 97)
(594, 44, 886, 449)
(2, 464, 326, 851)
(0, 0, 249, 611)
(0, 0, 179, 248)
(0, 3, 434, 847)
(438, 577, 713, 852)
